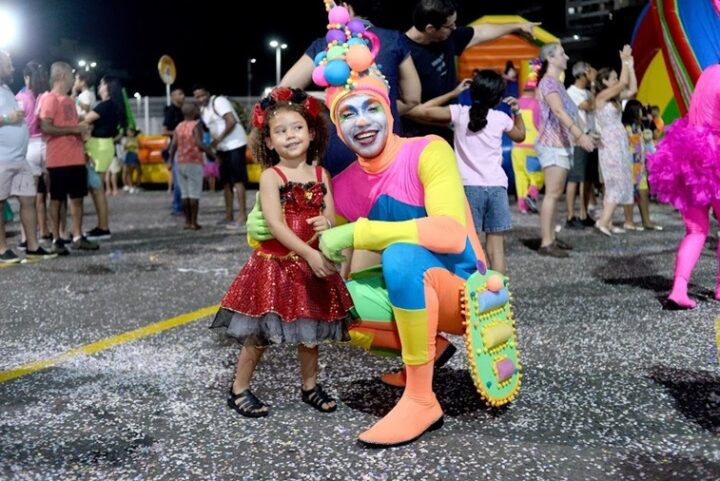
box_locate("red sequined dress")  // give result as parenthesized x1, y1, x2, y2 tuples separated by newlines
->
(211, 166, 354, 347)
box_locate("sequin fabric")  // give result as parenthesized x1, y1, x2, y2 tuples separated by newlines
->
(211, 180, 355, 346)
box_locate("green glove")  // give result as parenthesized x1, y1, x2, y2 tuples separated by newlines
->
(247, 193, 274, 242)
(319, 222, 355, 263)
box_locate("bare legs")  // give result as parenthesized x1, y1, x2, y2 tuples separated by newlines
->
(539, 166, 567, 248)
(485, 233, 505, 274)
(230, 343, 333, 412)
(89, 185, 109, 231)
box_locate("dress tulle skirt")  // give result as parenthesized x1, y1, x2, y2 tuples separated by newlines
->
(210, 251, 355, 347)
(647, 117, 720, 211)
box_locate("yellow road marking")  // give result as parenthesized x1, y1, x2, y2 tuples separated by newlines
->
(0, 304, 220, 384)
(0, 257, 44, 268)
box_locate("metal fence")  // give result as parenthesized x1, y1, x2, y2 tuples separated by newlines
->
(128, 96, 258, 135)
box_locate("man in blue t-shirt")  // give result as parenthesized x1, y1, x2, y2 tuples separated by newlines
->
(402, 0, 539, 141)
(281, 0, 421, 176)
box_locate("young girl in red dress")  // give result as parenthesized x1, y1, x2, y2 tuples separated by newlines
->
(211, 87, 354, 417)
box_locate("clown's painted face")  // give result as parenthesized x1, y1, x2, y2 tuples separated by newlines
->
(336, 94, 389, 159)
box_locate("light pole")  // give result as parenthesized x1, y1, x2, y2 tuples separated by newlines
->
(247, 57, 256, 98)
(269, 40, 287, 86)
(78, 59, 97, 72)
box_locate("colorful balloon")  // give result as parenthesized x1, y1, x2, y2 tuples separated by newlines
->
(346, 44, 373, 72)
(347, 19, 366, 35)
(312, 65, 329, 87)
(328, 6, 350, 25)
(324, 59, 351, 86)
(325, 29, 346, 45)
(347, 37, 365, 47)
(327, 45, 346, 60)
(314, 51, 327, 66)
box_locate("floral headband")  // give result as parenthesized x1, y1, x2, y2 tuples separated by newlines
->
(251, 87, 322, 129)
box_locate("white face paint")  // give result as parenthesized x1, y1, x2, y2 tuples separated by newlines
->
(336, 94, 389, 159)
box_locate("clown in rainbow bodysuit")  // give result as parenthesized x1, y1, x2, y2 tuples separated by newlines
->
(248, 1, 521, 447)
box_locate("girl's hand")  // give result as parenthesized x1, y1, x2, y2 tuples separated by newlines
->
(305, 250, 337, 278)
(455, 78, 472, 95)
(307, 215, 331, 233)
(503, 97, 519, 112)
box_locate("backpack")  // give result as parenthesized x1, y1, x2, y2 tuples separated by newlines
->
(211, 95, 250, 132)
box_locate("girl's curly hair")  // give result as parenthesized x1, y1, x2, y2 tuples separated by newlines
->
(250, 87, 328, 168)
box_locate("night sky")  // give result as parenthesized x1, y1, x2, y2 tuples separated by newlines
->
(2, 0, 636, 96)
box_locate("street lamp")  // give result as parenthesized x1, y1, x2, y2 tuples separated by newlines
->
(0, 8, 19, 49)
(77, 59, 97, 72)
(269, 40, 287, 86)
(247, 57, 256, 98)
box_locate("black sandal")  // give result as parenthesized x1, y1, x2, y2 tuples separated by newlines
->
(301, 384, 337, 413)
(227, 388, 269, 418)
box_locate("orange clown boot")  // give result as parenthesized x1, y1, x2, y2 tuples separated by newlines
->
(358, 360, 443, 446)
(359, 275, 447, 446)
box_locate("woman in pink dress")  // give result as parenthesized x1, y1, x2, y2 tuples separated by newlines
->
(593, 45, 637, 237)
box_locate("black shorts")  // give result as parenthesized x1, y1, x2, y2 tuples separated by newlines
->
(217, 146, 248, 186)
(48, 165, 88, 201)
(568, 147, 599, 183)
(37, 174, 47, 194)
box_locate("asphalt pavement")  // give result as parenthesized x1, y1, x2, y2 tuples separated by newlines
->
(1, 189, 719, 481)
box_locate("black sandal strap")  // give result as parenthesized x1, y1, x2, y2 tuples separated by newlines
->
(228, 388, 269, 418)
(301, 384, 337, 413)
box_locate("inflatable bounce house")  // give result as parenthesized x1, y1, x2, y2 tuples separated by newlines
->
(136, 133, 262, 186)
(458, 16, 558, 198)
(137, 135, 170, 184)
(632, 0, 720, 123)
(458, 15, 559, 92)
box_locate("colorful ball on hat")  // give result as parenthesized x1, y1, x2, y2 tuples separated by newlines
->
(314, 51, 327, 67)
(347, 19, 365, 35)
(346, 44, 373, 72)
(328, 6, 350, 25)
(347, 37, 365, 48)
(324, 59, 351, 86)
(325, 29, 346, 45)
(312, 65, 329, 87)
(327, 45, 346, 60)
(486, 274, 503, 293)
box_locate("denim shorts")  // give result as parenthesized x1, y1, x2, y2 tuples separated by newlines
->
(463, 186, 512, 233)
(536, 145, 572, 170)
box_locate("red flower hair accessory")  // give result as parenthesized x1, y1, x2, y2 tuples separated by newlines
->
(303, 96, 322, 119)
(251, 87, 322, 129)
